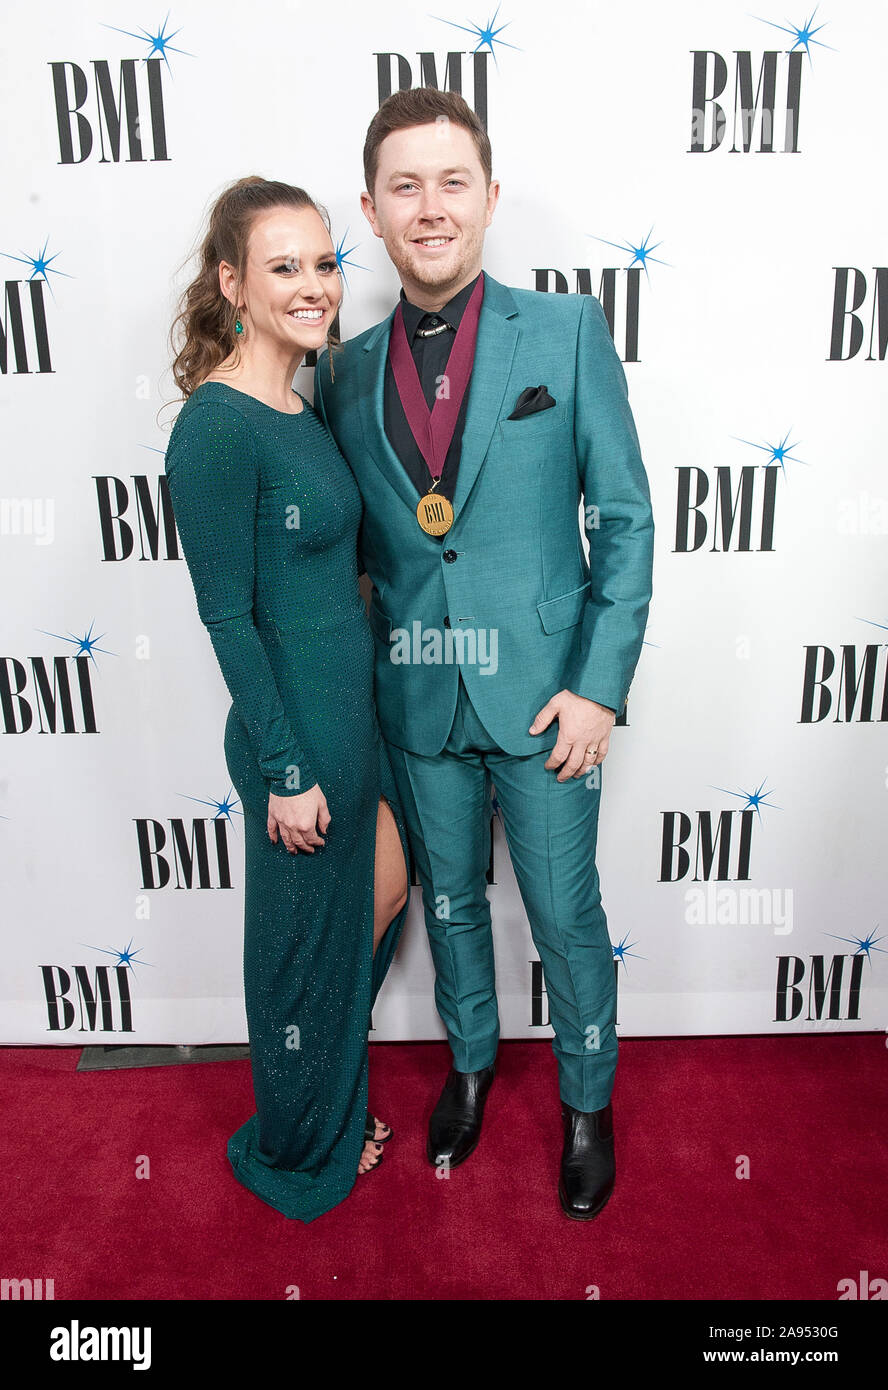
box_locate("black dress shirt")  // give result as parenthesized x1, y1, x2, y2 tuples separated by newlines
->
(383, 272, 482, 520)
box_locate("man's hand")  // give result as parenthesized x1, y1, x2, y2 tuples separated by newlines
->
(529, 690, 616, 781)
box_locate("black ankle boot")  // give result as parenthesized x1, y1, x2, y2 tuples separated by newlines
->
(426, 1064, 495, 1168)
(558, 1100, 615, 1219)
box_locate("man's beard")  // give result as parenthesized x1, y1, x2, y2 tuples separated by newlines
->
(390, 234, 477, 293)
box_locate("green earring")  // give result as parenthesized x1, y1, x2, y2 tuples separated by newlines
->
(235, 319, 244, 335)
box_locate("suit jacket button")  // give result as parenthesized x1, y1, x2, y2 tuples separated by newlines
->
(442, 549, 457, 563)
(443, 616, 451, 628)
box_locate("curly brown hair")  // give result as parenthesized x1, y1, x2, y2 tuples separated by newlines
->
(168, 176, 334, 400)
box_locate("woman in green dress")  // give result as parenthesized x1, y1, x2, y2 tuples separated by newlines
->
(164, 177, 410, 1222)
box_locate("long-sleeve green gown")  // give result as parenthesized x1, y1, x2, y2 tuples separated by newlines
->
(165, 380, 410, 1222)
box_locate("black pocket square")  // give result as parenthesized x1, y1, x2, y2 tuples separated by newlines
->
(508, 385, 556, 420)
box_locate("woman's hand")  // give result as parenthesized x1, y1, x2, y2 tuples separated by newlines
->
(267, 784, 331, 854)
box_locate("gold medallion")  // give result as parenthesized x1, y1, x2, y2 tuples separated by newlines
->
(416, 491, 454, 536)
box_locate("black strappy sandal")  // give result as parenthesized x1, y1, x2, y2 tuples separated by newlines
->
(365, 1111, 393, 1144)
(357, 1112, 392, 1174)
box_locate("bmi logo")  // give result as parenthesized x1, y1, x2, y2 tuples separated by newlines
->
(41, 942, 144, 1033)
(800, 621, 888, 722)
(775, 927, 882, 1022)
(374, 10, 521, 128)
(531, 936, 639, 1027)
(828, 267, 886, 362)
(534, 227, 667, 364)
(49, 15, 193, 164)
(660, 785, 773, 882)
(0, 623, 110, 734)
(673, 432, 802, 553)
(534, 266, 641, 364)
(135, 791, 241, 890)
(664, 779, 790, 931)
(95, 457, 180, 561)
(0, 259, 55, 376)
(376, 49, 490, 127)
(688, 14, 834, 154)
(775, 955, 863, 1020)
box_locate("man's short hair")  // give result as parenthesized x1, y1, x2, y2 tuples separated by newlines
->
(363, 89, 493, 197)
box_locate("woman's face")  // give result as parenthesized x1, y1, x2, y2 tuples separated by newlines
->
(227, 205, 342, 357)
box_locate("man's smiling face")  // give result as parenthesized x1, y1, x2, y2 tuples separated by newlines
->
(361, 117, 500, 310)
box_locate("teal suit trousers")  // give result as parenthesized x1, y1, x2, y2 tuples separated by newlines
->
(385, 672, 616, 1111)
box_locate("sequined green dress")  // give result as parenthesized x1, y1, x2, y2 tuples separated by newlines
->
(165, 380, 410, 1222)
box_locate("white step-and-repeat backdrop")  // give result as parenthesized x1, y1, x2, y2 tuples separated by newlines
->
(2, 2, 885, 1044)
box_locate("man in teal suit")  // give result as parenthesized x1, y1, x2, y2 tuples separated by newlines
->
(315, 89, 654, 1218)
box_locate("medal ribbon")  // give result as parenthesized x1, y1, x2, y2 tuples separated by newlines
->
(388, 273, 485, 486)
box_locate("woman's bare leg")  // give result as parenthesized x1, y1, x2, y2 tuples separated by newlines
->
(359, 795, 408, 1174)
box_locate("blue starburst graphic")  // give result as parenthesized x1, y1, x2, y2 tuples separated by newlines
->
(734, 429, 809, 474)
(711, 778, 780, 821)
(37, 620, 115, 665)
(101, 11, 194, 71)
(636, 619, 659, 651)
(431, 5, 521, 68)
(825, 927, 885, 964)
(333, 229, 369, 293)
(81, 938, 153, 973)
(0, 238, 72, 303)
(587, 226, 670, 283)
(179, 788, 243, 824)
(856, 617, 888, 634)
(752, 6, 836, 66)
(612, 933, 644, 971)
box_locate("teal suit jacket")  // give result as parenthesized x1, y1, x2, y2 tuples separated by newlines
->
(314, 274, 654, 757)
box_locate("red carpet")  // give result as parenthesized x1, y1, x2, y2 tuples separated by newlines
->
(1, 1036, 885, 1301)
